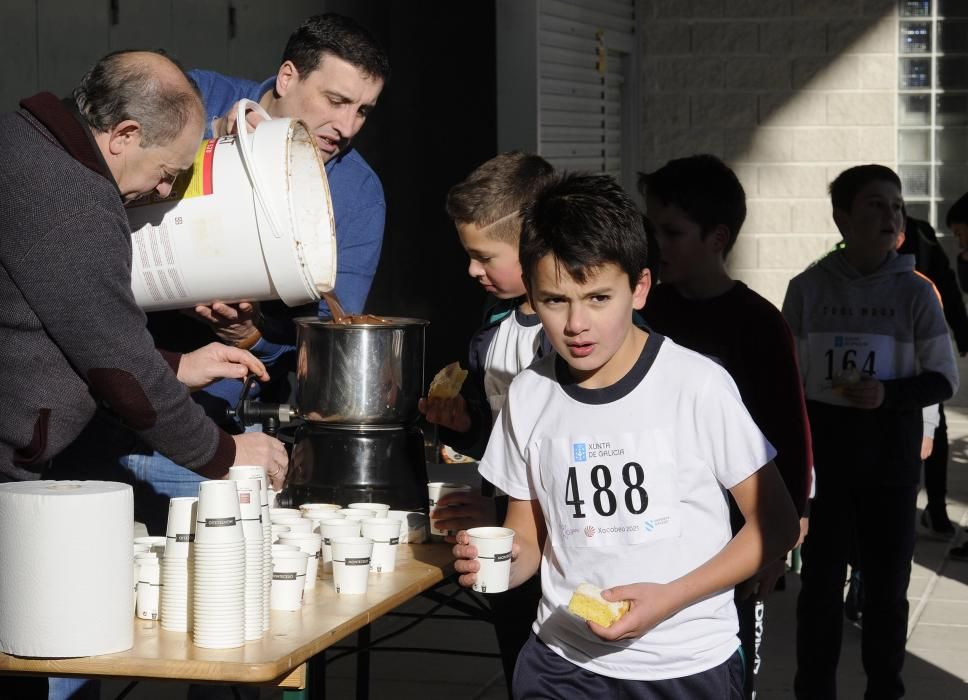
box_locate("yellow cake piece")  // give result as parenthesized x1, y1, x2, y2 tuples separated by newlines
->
(567, 582, 630, 627)
(428, 362, 469, 400)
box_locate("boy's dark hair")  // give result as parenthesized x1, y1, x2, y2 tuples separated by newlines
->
(637, 154, 746, 255)
(519, 172, 648, 292)
(946, 192, 968, 228)
(282, 13, 390, 82)
(445, 152, 555, 243)
(829, 164, 902, 213)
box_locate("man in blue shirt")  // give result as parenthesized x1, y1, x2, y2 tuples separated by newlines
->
(121, 14, 390, 529)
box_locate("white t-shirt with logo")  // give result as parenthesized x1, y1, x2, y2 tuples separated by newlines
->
(483, 307, 544, 424)
(479, 333, 776, 681)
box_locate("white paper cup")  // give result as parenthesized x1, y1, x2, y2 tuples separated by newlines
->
(164, 497, 198, 558)
(299, 503, 341, 515)
(467, 527, 514, 593)
(136, 558, 160, 620)
(234, 478, 263, 522)
(388, 511, 429, 544)
(269, 507, 301, 519)
(348, 502, 390, 518)
(271, 550, 309, 611)
(277, 532, 322, 589)
(271, 524, 291, 543)
(229, 466, 269, 504)
(320, 519, 362, 571)
(428, 482, 473, 536)
(134, 535, 167, 556)
(195, 481, 243, 543)
(270, 516, 313, 534)
(330, 536, 373, 594)
(272, 543, 299, 555)
(361, 518, 401, 573)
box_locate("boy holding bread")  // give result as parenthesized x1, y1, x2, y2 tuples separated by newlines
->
(419, 151, 555, 689)
(453, 173, 799, 698)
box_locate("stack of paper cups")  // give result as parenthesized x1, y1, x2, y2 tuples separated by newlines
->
(160, 497, 197, 632)
(193, 480, 244, 649)
(0, 481, 134, 657)
(229, 466, 271, 633)
(234, 476, 265, 641)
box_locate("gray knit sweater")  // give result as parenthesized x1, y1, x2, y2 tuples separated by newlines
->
(0, 104, 234, 481)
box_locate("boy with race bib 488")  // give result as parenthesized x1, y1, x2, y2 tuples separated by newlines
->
(452, 172, 799, 699)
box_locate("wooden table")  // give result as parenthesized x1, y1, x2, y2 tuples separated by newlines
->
(0, 544, 454, 692)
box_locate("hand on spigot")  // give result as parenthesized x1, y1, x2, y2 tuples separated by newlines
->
(176, 342, 269, 391)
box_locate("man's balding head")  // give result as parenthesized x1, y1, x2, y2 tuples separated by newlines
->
(74, 50, 204, 147)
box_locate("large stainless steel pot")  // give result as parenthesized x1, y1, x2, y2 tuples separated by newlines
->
(294, 317, 429, 425)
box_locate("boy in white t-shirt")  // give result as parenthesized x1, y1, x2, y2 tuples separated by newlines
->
(419, 151, 555, 691)
(453, 173, 799, 698)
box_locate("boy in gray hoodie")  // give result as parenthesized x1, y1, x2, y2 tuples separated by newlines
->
(783, 164, 958, 699)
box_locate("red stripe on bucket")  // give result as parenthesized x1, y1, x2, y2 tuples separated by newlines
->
(202, 139, 216, 195)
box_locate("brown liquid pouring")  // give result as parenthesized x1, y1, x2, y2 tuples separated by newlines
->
(321, 291, 394, 325)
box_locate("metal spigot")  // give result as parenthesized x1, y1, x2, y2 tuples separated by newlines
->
(226, 375, 297, 437)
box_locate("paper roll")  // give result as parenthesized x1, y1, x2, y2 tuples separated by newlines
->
(0, 481, 133, 657)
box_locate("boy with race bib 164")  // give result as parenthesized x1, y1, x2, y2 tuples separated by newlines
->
(783, 165, 958, 699)
(452, 172, 800, 699)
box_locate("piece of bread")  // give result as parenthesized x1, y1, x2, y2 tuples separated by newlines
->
(567, 583, 630, 627)
(428, 362, 468, 400)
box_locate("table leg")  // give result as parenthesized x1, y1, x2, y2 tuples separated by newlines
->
(356, 625, 371, 700)
(308, 649, 327, 699)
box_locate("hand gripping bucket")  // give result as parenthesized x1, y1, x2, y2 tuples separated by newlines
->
(125, 100, 337, 311)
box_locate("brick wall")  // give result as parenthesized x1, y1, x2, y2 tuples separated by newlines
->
(639, 0, 898, 307)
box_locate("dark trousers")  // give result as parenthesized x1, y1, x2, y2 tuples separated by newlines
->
(490, 496, 543, 691)
(513, 633, 744, 699)
(924, 404, 948, 508)
(794, 482, 918, 700)
(491, 574, 543, 693)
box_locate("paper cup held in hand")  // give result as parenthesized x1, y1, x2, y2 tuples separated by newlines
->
(467, 527, 514, 594)
(427, 482, 473, 536)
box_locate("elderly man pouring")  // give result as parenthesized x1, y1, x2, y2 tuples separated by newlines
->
(0, 50, 289, 491)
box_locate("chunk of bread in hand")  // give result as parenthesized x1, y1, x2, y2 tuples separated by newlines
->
(567, 583, 630, 628)
(428, 362, 469, 400)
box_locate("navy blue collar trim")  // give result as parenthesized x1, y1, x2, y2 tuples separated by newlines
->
(555, 332, 665, 405)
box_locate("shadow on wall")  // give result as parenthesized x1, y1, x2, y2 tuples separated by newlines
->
(640, 0, 901, 169)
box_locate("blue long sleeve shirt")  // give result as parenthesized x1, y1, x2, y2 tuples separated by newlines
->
(187, 70, 385, 404)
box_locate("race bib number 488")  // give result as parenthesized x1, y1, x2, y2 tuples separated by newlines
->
(542, 431, 681, 548)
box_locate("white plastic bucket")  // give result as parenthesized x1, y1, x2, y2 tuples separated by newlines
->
(125, 100, 337, 311)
